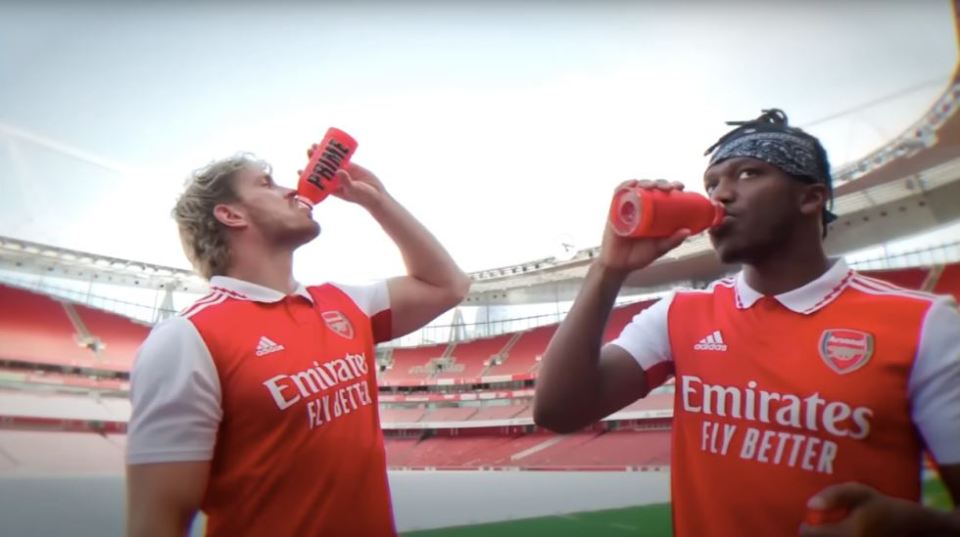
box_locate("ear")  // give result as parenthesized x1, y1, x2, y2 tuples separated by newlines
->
(213, 203, 247, 229)
(799, 184, 828, 218)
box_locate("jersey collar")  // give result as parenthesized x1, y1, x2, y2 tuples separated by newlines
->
(208, 276, 314, 304)
(734, 258, 853, 315)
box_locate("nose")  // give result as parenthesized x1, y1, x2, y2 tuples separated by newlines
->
(710, 175, 737, 206)
(281, 186, 297, 198)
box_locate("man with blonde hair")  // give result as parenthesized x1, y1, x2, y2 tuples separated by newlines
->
(126, 149, 470, 536)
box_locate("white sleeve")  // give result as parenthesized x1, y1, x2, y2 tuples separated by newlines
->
(331, 280, 390, 317)
(608, 292, 675, 371)
(126, 316, 222, 465)
(909, 296, 960, 464)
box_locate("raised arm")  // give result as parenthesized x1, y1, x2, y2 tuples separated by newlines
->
(334, 163, 470, 338)
(534, 180, 690, 433)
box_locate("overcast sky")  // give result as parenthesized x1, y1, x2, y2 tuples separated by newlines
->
(1, 0, 955, 284)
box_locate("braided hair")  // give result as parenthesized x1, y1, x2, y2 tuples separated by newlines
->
(704, 109, 836, 237)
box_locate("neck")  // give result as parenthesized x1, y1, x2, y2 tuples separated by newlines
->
(743, 236, 830, 297)
(223, 237, 297, 294)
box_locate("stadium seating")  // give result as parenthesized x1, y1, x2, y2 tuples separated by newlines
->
(861, 267, 929, 290)
(486, 325, 555, 376)
(440, 334, 512, 379)
(564, 429, 671, 467)
(421, 406, 478, 422)
(0, 367, 128, 391)
(0, 284, 97, 368)
(379, 344, 446, 384)
(620, 392, 674, 413)
(382, 436, 420, 465)
(469, 404, 527, 421)
(602, 299, 657, 343)
(933, 263, 960, 301)
(379, 406, 427, 423)
(74, 304, 149, 368)
(0, 284, 146, 373)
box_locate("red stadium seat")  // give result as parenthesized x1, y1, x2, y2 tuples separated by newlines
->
(74, 304, 149, 369)
(933, 263, 960, 301)
(860, 267, 929, 290)
(0, 285, 98, 369)
(486, 325, 555, 377)
(439, 334, 512, 379)
(379, 344, 447, 384)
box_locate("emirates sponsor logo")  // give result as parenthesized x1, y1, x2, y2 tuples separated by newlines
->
(680, 375, 872, 440)
(262, 352, 374, 430)
(819, 329, 874, 375)
(681, 375, 876, 476)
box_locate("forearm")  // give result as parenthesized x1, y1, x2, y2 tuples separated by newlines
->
(127, 509, 193, 537)
(367, 194, 469, 292)
(534, 262, 628, 430)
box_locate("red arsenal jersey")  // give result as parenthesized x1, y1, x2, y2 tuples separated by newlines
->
(128, 276, 395, 536)
(611, 259, 960, 536)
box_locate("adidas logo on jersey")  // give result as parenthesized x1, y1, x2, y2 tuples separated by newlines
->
(694, 330, 727, 351)
(256, 336, 285, 357)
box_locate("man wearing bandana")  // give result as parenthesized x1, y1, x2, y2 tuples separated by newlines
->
(534, 110, 960, 536)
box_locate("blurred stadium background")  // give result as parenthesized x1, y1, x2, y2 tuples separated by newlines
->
(2, 1, 960, 536)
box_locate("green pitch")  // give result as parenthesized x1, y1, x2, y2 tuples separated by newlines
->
(405, 504, 672, 537)
(406, 475, 953, 537)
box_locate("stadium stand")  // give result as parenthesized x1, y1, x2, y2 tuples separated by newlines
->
(0, 263, 958, 477)
(620, 392, 675, 414)
(469, 404, 528, 421)
(73, 304, 149, 368)
(486, 324, 555, 376)
(421, 406, 479, 422)
(439, 334, 512, 379)
(378, 406, 427, 423)
(933, 263, 960, 300)
(0, 284, 98, 369)
(860, 267, 929, 290)
(379, 343, 447, 384)
(602, 299, 657, 343)
(0, 367, 127, 391)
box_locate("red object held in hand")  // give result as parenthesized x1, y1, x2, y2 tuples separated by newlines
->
(803, 507, 848, 526)
(296, 127, 358, 206)
(609, 186, 724, 238)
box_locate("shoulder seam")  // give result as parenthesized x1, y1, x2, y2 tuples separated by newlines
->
(180, 291, 232, 319)
(849, 276, 939, 303)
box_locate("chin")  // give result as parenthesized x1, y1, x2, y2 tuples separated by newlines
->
(283, 223, 321, 248)
(712, 239, 747, 265)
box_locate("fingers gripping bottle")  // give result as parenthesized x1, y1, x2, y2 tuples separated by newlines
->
(609, 186, 724, 238)
(296, 127, 358, 206)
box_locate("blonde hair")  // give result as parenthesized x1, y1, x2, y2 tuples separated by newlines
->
(172, 153, 270, 279)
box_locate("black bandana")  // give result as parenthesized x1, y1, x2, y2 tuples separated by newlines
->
(708, 131, 824, 183)
(705, 109, 838, 227)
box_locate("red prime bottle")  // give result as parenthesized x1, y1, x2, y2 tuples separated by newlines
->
(609, 185, 724, 238)
(296, 127, 358, 206)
